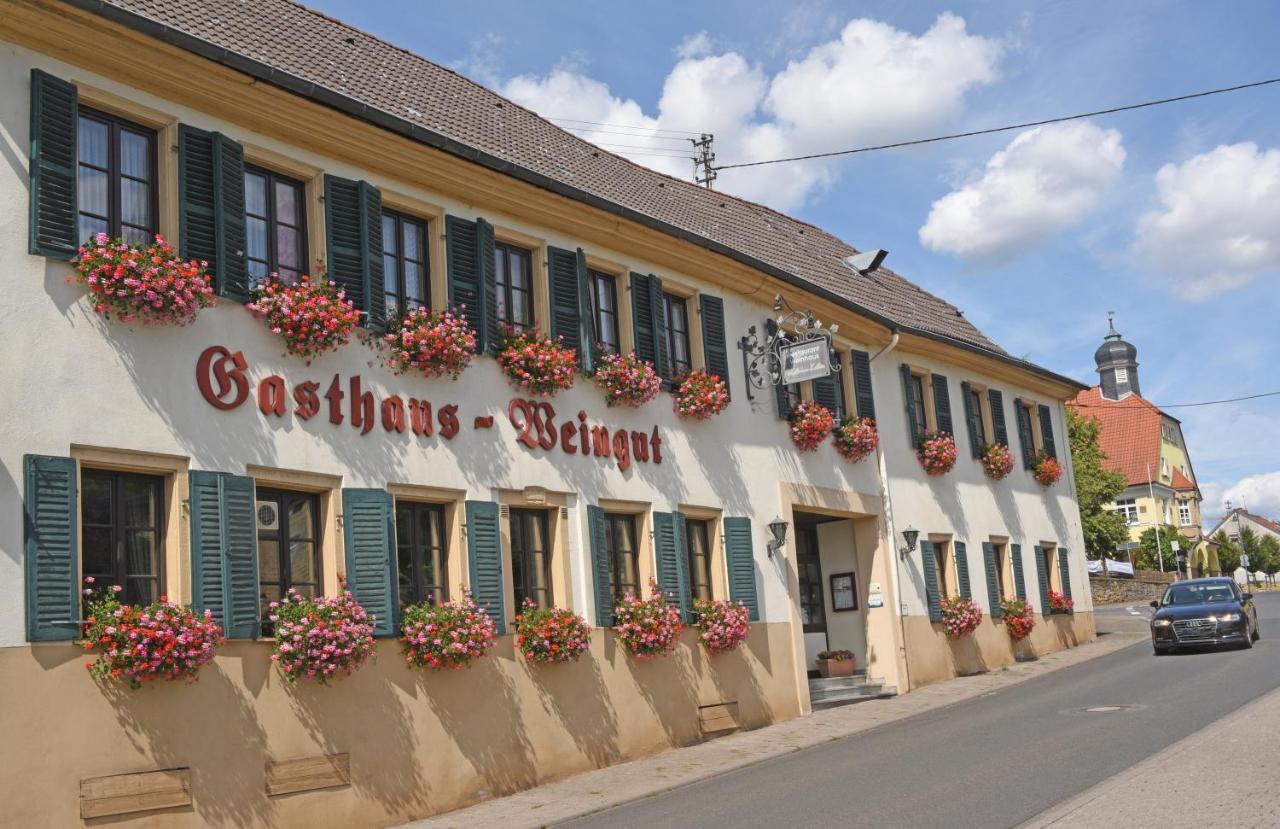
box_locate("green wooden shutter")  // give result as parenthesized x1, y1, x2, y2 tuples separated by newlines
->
(630, 272, 657, 366)
(477, 219, 498, 353)
(189, 470, 258, 638)
(1011, 543, 1027, 601)
(573, 249, 596, 373)
(920, 540, 943, 623)
(1038, 404, 1057, 459)
(342, 489, 396, 637)
(1058, 547, 1073, 605)
(723, 517, 759, 622)
(954, 541, 972, 600)
(851, 349, 875, 421)
(673, 512, 692, 620)
(989, 389, 1009, 446)
(811, 353, 845, 420)
(587, 505, 613, 627)
(189, 470, 227, 629)
(900, 363, 921, 445)
(548, 245, 586, 368)
(465, 500, 504, 634)
(23, 455, 79, 641)
(28, 70, 78, 258)
(769, 319, 794, 419)
(961, 380, 982, 458)
(652, 512, 691, 618)
(324, 175, 385, 329)
(178, 126, 248, 301)
(1034, 546, 1052, 616)
(649, 274, 670, 379)
(932, 373, 953, 435)
(699, 294, 731, 397)
(982, 542, 1003, 618)
(445, 216, 491, 353)
(1014, 397, 1035, 469)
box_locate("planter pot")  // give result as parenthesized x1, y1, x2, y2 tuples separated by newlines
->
(816, 657, 855, 678)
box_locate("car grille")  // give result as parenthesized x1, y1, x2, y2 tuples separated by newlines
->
(1173, 618, 1217, 642)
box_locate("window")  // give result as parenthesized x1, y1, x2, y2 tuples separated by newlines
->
(80, 469, 163, 606)
(911, 374, 929, 433)
(932, 540, 955, 600)
(1041, 546, 1059, 592)
(968, 387, 988, 446)
(685, 519, 713, 603)
(994, 542, 1011, 603)
(796, 524, 825, 633)
(509, 508, 551, 609)
(1114, 498, 1139, 524)
(382, 210, 429, 314)
(244, 166, 307, 285)
(76, 109, 156, 246)
(604, 513, 640, 604)
(255, 488, 321, 632)
(1179, 502, 1192, 526)
(663, 293, 692, 375)
(396, 501, 447, 607)
(1160, 457, 1170, 478)
(494, 242, 533, 329)
(1016, 402, 1036, 451)
(783, 382, 803, 413)
(589, 270, 621, 354)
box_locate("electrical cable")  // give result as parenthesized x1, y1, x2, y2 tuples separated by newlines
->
(549, 116, 703, 135)
(1072, 390, 1280, 410)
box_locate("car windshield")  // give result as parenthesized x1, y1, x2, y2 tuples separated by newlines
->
(1161, 583, 1237, 606)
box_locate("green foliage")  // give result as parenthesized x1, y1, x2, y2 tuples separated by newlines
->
(1137, 525, 1184, 571)
(1259, 535, 1280, 577)
(1214, 531, 1242, 576)
(1067, 408, 1130, 558)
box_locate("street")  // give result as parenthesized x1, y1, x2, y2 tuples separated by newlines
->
(563, 594, 1280, 829)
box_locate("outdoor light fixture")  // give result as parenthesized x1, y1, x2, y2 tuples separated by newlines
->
(844, 249, 888, 275)
(767, 517, 789, 558)
(899, 526, 919, 559)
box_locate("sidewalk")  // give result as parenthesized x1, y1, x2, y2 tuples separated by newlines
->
(1022, 684, 1280, 828)
(402, 631, 1146, 829)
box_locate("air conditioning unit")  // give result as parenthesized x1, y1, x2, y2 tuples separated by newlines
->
(255, 500, 279, 532)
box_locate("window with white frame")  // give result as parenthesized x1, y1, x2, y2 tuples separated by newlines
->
(1114, 498, 1139, 524)
(1178, 501, 1192, 526)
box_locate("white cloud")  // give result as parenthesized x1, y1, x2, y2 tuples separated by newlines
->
(1134, 142, 1280, 301)
(1203, 472, 1280, 523)
(501, 13, 1003, 212)
(918, 122, 1126, 261)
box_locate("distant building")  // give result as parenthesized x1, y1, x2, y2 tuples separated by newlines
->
(1209, 508, 1280, 583)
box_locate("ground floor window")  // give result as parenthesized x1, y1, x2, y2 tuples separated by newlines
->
(796, 523, 826, 633)
(80, 469, 163, 606)
(256, 487, 321, 632)
(933, 539, 954, 599)
(396, 501, 447, 607)
(995, 542, 1011, 603)
(686, 518, 713, 602)
(604, 512, 640, 603)
(510, 508, 552, 609)
(1041, 545, 1059, 593)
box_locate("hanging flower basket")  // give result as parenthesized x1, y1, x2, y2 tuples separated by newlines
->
(691, 598, 751, 655)
(1033, 453, 1064, 487)
(917, 430, 958, 475)
(981, 442, 1015, 480)
(999, 599, 1036, 640)
(496, 326, 578, 396)
(671, 369, 729, 420)
(832, 415, 879, 462)
(940, 595, 983, 638)
(1048, 590, 1075, 614)
(366, 305, 476, 380)
(593, 351, 662, 408)
(514, 599, 592, 664)
(789, 401, 836, 452)
(248, 272, 362, 363)
(612, 580, 684, 660)
(70, 233, 215, 325)
(268, 578, 376, 684)
(80, 579, 223, 690)
(400, 589, 496, 670)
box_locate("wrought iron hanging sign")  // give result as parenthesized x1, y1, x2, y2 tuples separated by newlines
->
(738, 295, 840, 399)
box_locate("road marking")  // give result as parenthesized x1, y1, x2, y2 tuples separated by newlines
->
(1125, 606, 1144, 616)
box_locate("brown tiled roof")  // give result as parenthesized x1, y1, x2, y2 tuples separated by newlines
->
(1170, 468, 1196, 492)
(75, 0, 1081, 384)
(1069, 387, 1164, 487)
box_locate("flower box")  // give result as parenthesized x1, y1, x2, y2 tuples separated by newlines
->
(400, 589, 496, 670)
(496, 326, 578, 396)
(671, 369, 729, 420)
(268, 578, 376, 684)
(940, 595, 983, 639)
(70, 234, 214, 326)
(513, 600, 592, 664)
(917, 430, 958, 476)
(999, 599, 1036, 640)
(789, 401, 836, 452)
(815, 649, 856, 678)
(367, 305, 476, 380)
(1033, 453, 1064, 487)
(691, 598, 751, 655)
(612, 580, 683, 660)
(593, 351, 661, 408)
(833, 416, 878, 462)
(1048, 590, 1074, 614)
(248, 272, 362, 363)
(980, 442, 1015, 480)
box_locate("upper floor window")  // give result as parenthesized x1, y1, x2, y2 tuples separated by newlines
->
(494, 242, 533, 329)
(1179, 502, 1192, 526)
(396, 501, 447, 607)
(911, 373, 929, 433)
(589, 270, 621, 354)
(245, 167, 306, 285)
(685, 518, 713, 603)
(1016, 401, 1036, 450)
(509, 508, 551, 610)
(968, 386, 988, 446)
(663, 293, 692, 375)
(77, 109, 156, 246)
(382, 210, 429, 314)
(81, 469, 163, 607)
(255, 487, 321, 633)
(1114, 498, 1138, 524)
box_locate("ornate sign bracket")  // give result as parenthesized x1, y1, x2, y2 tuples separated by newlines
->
(737, 295, 841, 401)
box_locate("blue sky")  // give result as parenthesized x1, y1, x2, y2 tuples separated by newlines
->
(312, 0, 1280, 521)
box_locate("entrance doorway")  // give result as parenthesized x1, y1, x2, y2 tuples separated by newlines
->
(795, 511, 868, 673)
(796, 521, 827, 673)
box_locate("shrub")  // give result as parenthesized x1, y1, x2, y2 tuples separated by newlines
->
(593, 351, 662, 407)
(981, 442, 1015, 480)
(268, 579, 377, 684)
(999, 599, 1036, 640)
(917, 430, 958, 475)
(496, 326, 578, 396)
(612, 580, 683, 660)
(671, 369, 729, 420)
(1033, 453, 1064, 487)
(691, 598, 751, 655)
(832, 415, 879, 462)
(789, 401, 837, 452)
(248, 272, 362, 362)
(513, 599, 592, 664)
(940, 595, 983, 639)
(70, 234, 214, 325)
(400, 590, 496, 670)
(368, 305, 476, 380)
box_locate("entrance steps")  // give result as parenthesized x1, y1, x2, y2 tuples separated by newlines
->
(809, 669, 897, 710)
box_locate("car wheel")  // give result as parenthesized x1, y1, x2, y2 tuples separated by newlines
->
(1252, 623, 1261, 642)
(1241, 632, 1254, 650)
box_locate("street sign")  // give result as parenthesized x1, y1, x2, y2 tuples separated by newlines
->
(779, 338, 833, 385)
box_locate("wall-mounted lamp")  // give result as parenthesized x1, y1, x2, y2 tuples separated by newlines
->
(899, 526, 919, 559)
(767, 517, 789, 558)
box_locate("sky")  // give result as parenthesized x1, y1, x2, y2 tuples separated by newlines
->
(311, 0, 1280, 524)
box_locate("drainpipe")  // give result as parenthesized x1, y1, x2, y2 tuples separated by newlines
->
(870, 329, 901, 364)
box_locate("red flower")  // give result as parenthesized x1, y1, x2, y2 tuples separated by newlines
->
(789, 401, 836, 451)
(916, 431, 958, 476)
(1033, 453, 1064, 487)
(832, 416, 879, 462)
(68, 234, 214, 326)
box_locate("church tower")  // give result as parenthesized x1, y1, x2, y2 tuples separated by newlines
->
(1095, 312, 1140, 400)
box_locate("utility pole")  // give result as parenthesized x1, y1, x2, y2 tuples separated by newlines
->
(692, 133, 716, 188)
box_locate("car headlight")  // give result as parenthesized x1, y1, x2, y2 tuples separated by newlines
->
(1153, 619, 1172, 627)
(1212, 613, 1240, 622)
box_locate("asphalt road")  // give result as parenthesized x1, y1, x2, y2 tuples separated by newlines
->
(563, 593, 1280, 829)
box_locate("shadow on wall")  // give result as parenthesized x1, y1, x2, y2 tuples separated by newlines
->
(928, 476, 972, 545)
(526, 645, 622, 768)
(992, 483, 1027, 551)
(625, 631, 706, 748)
(707, 628, 776, 728)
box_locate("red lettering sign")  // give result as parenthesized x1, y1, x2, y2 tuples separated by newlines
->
(196, 345, 250, 410)
(506, 398, 661, 471)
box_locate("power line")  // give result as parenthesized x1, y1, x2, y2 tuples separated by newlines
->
(715, 75, 1280, 171)
(549, 116, 703, 136)
(1071, 390, 1280, 410)
(587, 142, 696, 159)
(563, 125, 695, 142)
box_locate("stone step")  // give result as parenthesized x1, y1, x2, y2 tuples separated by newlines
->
(808, 670, 869, 690)
(811, 685, 898, 711)
(809, 681, 883, 702)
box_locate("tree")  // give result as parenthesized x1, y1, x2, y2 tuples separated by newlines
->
(1215, 531, 1242, 577)
(1137, 525, 1183, 572)
(1067, 408, 1130, 559)
(1259, 535, 1280, 586)
(1239, 527, 1263, 583)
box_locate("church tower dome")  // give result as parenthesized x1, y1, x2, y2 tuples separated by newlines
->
(1095, 312, 1139, 400)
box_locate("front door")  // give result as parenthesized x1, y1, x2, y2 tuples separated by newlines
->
(796, 522, 828, 671)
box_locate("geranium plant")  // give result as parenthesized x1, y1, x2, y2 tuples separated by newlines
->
(999, 599, 1036, 640)
(513, 599, 592, 664)
(611, 580, 684, 660)
(496, 325, 578, 396)
(981, 442, 1015, 481)
(80, 578, 223, 690)
(832, 415, 879, 463)
(248, 271, 362, 363)
(671, 369, 729, 420)
(789, 401, 837, 452)
(400, 589, 496, 670)
(70, 233, 214, 325)
(593, 351, 662, 408)
(816, 649, 855, 662)
(268, 578, 377, 684)
(367, 305, 476, 380)
(1048, 589, 1074, 614)
(1033, 453, 1064, 487)
(939, 595, 983, 639)
(917, 430, 959, 476)
(691, 598, 751, 655)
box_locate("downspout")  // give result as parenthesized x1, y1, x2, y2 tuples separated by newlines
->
(870, 329, 900, 364)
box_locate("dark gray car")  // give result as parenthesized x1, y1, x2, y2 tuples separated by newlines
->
(1150, 577, 1260, 654)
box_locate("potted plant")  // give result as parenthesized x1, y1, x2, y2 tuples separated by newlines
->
(1033, 452, 1064, 487)
(593, 351, 662, 408)
(671, 369, 729, 420)
(496, 325, 578, 396)
(1048, 590, 1074, 614)
(917, 430, 959, 476)
(980, 442, 1015, 480)
(999, 599, 1036, 640)
(832, 415, 879, 463)
(267, 577, 377, 684)
(70, 233, 215, 326)
(789, 401, 837, 452)
(366, 305, 477, 380)
(940, 595, 983, 639)
(815, 649, 856, 678)
(513, 599, 592, 664)
(400, 589, 496, 670)
(611, 580, 683, 660)
(247, 270, 362, 363)
(691, 598, 751, 655)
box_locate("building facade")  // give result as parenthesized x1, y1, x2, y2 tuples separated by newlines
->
(1210, 509, 1280, 583)
(1, 1, 1093, 825)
